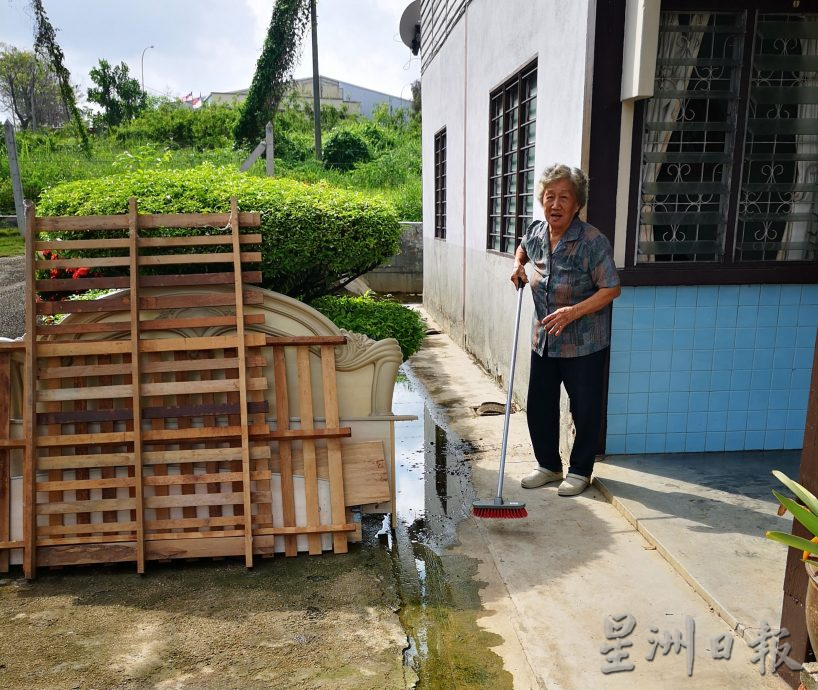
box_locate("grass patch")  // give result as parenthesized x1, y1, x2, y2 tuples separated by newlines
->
(0, 227, 24, 257)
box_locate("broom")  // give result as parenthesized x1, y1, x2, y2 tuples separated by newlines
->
(472, 281, 527, 519)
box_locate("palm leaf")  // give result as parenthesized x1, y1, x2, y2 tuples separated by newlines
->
(773, 490, 818, 538)
(766, 531, 818, 556)
(772, 470, 818, 516)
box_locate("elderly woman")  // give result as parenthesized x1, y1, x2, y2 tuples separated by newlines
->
(511, 164, 620, 496)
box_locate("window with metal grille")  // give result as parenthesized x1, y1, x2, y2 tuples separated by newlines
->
(487, 61, 537, 253)
(635, 9, 817, 266)
(434, 128, 447, 239)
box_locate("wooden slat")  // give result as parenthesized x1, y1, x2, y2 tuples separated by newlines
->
(141, 400, 267, 421)
(144, 537, 243, 560)
(140, 313, 266, 332)
(138, 291, 263, 311)
(138, 233, 262, 247)
(37, 543, 137, 566)
(37, 408, 132, 426)
(138, 332, 266, 353)
(146, 530, 244, 540)
(139, 271, 262, 288)
(37, 430, 134, 447)
(0, 439, 26, 449)
(137, 251, 261, 266)
(255, 427, 352, 440)
(23, 204, 38, 580)
(36, 452, 134, 471)
(296, 346, 322, 555)
(37, 534, 135, 546)
(273, 346, 297, 557)
(143, 472, 244, 486)
(36, 276, 129, 292)
(37, 297, 130, 316)
(321, 344, 348, 554)
(137, 210, 261, 229)
(38, 521, 138, 536)
(129, 197, 146, 573)
(38, 361, 132, 380)
(36, 321, 131, 336)
(142, 425, 268, 443)
(0, 540, 24, 550)
(265, 335, 347, 347)
(36, 498, 136, 514)
(38, 341, 132, 357)
(254, 523, 357, 536)
(36, 476, 134, 492)
(145, 352, 170, 528)
(145, 492, 244, 509)
(35, 238, 131, 251)
(37, 383, 133, 402)
(230, 198, 256, 567)
(269, 443, 390, 507)
(0, 341, 26, 352)
(36, 215, 130, 232)
(35, 256, 130, 270)
(142, 445, 270, 466)
(145, 516, 243, 532)
(0, 353, 10, 571)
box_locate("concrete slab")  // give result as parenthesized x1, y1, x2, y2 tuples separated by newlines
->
(593, 453, 798, 641)
(407, 319, 789, 689)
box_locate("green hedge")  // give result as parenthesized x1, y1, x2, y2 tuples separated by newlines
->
(310, 292, 425, 360)
(37, 164, 402, 301)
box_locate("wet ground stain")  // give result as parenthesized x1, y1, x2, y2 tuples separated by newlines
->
(388, 364, 513, 689)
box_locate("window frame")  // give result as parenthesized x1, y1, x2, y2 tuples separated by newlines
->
(434, 127, 447, 240)
(621, 0, 818, 286)
(486, 59, 538, 255)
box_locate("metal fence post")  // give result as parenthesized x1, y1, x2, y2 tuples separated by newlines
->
(265, 121, 274, 177)
(3, 120, 25, 237)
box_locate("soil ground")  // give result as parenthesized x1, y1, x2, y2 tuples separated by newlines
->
(0, 519, 414, 690)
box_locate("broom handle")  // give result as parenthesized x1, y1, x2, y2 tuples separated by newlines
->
(495, 282, 525, 500)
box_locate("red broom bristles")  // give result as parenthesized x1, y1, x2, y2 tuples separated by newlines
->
(472, 507, 528, 519)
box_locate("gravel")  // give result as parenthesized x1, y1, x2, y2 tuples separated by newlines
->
(0, 255, 25, 339)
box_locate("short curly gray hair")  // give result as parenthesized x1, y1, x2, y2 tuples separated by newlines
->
(535, 164, 589, 210)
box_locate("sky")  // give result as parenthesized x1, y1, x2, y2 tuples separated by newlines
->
(1, 0, 420, 114)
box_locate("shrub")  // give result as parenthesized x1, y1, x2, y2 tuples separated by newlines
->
(323, 129, 371, 171)
(310, 292, 425, 360)
(115, 103, 240, 149)
(37, 164, 402, 301)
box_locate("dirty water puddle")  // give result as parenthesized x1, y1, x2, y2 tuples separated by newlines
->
(386, 364, 512, 689)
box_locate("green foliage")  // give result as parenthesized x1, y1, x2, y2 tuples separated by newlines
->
(233, 0, 311, 147)
(310, 292, 425, 360)
(323, 128, 371, 171)
(115, 102, 240, 149)
(37, 165, 402, 301)
(87, 58, 147, 129)
(30, 0, 89, 152)
(0, 228, 24, 257)
(767, 471, 818, 563)
(0, 44, 67, 130)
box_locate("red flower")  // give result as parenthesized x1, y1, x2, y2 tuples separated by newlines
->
(72, 267, 90, 279)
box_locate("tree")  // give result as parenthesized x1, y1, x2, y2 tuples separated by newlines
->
(0, 44, 68, 129)
(87, 58, 147, 129)
(30, 0, 89, 151)
(410, 79, 421, 115)
(233, 0, 311, 148)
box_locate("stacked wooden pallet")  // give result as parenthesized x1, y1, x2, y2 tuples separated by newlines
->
(12, 198, 367, 578)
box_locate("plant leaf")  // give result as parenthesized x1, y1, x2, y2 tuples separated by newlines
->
(766, 530, 818, 555)
(773, 490, 818, 537)
(772, 470, 818, 516)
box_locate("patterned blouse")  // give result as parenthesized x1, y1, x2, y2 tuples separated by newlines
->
(520, 217, 620, 358)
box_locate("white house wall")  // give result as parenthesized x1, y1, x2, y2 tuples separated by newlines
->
(422, 0, 593, 396)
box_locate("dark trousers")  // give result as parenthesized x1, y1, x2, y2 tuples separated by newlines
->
(527, 347, 608, 479)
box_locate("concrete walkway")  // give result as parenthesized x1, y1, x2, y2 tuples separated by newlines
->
(408, 320, 789, 689)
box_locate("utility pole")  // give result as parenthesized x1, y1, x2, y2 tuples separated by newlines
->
(310, 0, 321, 161)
